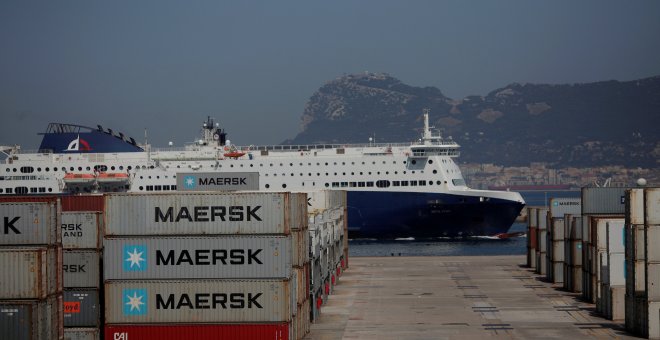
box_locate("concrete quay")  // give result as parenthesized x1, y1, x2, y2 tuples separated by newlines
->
(306, 255, 639, 339)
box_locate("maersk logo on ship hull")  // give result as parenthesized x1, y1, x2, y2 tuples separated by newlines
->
(176, 172, 259, 191)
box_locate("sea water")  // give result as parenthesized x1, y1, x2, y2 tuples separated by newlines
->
(348, 190, 580, 257)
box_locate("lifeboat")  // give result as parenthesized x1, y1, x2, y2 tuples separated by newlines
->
(62, 173, 95, 185)
(96, 172, 130, 184)
(223, 151, 246, 158)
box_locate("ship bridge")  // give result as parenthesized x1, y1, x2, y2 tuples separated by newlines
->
(409, 110, 460, 158)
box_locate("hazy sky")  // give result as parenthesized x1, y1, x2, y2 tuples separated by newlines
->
(1, 1, 659, 149)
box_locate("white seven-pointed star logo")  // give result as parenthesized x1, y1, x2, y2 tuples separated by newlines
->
(126, 248, 145, 268)
(125, 291, 145, 311)
(184, 175, 196, 189)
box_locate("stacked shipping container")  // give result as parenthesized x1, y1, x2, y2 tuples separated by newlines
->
(62, 211, 103, 340)
(625, 188, 660, 339)
(102, 192, 310, 340)
(526, 207, 538, 269)
(307, 190, 347, 322)
(0, 200, 63, 339)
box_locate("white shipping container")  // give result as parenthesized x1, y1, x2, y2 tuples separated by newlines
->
(61, 212, 102, 249)
(537, 208, 549, 230)
(550, 198, 581, 218)
(606, 221, 625, 254)
(627, 188, 645, 225)
(647, 226, 660, 263)
(0, 246, 61, 299)
(104, 236, 292, 280)
(645, 188, 660, 225)
(528, 207, 538, 228)
(649, 301, 660, 339)
(0, 202, 59, 245)
(648, 263, 660, 301)
(104, 280, 292, 323)
(64, 250, 100, 288)
(104, 192, 296, 235)
(552, 218, 564, 241)
(608, 253, 626, 286)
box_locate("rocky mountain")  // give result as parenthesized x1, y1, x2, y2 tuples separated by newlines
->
(286, 73, 660, 167)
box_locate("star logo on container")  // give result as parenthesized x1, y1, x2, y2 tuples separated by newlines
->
(184, 175, 197, 189)
(122, 289, 147, 316)
(123, 245, 147, 272)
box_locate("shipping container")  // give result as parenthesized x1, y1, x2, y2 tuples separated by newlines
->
(647, 225, 660, 263)
(607, 253, 626, 286)
(648, 263, 660, 301)
(627, 188, 645, 225)
(64, 289, 100, 327)
(0, 246, 61, 299)
(64, 250, 100, 288)
(104, 280, 292, 323)
(0, 202, 59, 245)
(606, 221, 625, 254)
(104, 192, 298, 235)
(646, 188, 660, 225)
(550, 197, 581, 218)
(0, 294, 62, 340)
(61, 195, 104, 212)
(649, 301, 660, 339)
(104, 323, 290, 340)
(61, 212, 102, 249)
(64, 328, 100, 340)
(582, 187, 627, 215)
(104, 236, 292, 280)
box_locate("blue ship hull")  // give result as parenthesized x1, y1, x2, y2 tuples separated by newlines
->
(347, 191, 525, 239)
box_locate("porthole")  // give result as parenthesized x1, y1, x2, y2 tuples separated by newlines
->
(411, 160, 416, 165)
(250, 164, 254, 167)
(325, 183, 329, 187)
(69, 167, 74, 171)
(265, 184, 270, 188)
(37, 167, 41, 172)
(45, 167, 50, 172)
(139, 186, 144, 190)
(428, 160, 433, 164)
(111, 166, 116, 170)
(48, 188, 53, 192)
(433, 170, 437, 174)
(403, 161, 407, 164)
(119, 166, 124, 170)
(282, 184, 287, 189)
(78, 167, 82, 171)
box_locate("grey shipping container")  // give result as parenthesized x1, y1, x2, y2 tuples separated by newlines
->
(0, 294, 62, 340)
(550, 198, 581, 218)
(582, 187, 627, 215)
(0, 246, 61, 299)
(63, 250, 100, 288)
(104, 280, 292, 323)
(64, 289, 100, 327)
(61, 212, 102, 249)
(64, 328, 99, 340)
(648, 263, 660, 301)
(0, 202, 59, 245)
(103, 236, 292, 280)
(104, 192, 300, 235)
(646, 188, 660, 225)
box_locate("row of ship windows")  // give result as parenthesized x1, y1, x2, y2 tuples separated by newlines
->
(4, 165, 153, 173)
(139, 185, 177, 192)
(0, 187, 53, 194)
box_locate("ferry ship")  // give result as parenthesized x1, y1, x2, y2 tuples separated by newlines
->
(0, 112, 525, 238)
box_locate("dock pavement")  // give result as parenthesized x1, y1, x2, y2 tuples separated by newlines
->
(306, 255, 639, 339)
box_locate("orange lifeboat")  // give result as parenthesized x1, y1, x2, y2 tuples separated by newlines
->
(62, 173, 95, 185)
(96, 172, 129, 184)
(223, 151, 246, 158)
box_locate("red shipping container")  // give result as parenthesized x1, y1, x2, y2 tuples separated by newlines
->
(0, 195, 103, 212)
(105, 324, 289, 340)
